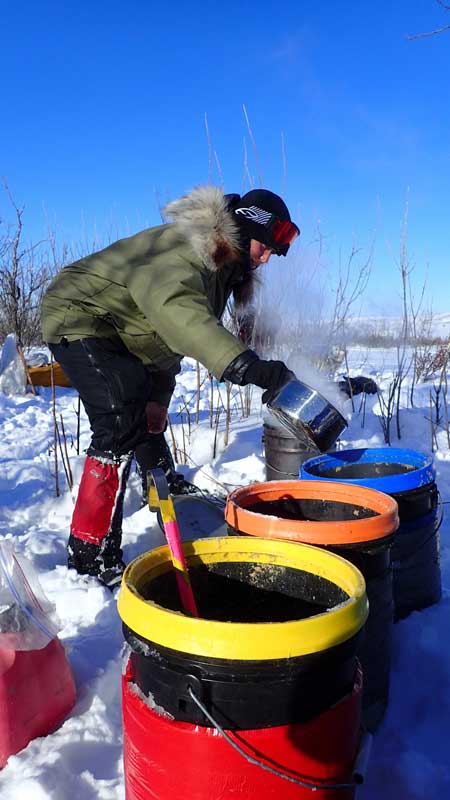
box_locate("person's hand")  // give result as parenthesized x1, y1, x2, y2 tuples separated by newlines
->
(222, 350, 294, 402)
(145, 401, 168, 433)
(244, 359, 295, 404)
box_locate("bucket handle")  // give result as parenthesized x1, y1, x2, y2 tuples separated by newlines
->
(265, 460, 299, 478)
(187, 685, 358, 792)
(435, 489, 444, 533)
(178, 673, 204, 704)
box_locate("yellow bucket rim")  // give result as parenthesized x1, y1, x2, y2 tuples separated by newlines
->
(117, 536, 368, 660)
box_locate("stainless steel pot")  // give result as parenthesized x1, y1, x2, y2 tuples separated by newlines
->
(267, 378, 348, 452)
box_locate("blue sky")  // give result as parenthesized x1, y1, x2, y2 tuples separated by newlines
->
(1, 0, 450, 314)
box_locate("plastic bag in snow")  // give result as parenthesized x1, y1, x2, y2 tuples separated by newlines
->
(0, 542, 61, 650)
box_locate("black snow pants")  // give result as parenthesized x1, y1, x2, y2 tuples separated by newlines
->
(49, 337, 175, 559)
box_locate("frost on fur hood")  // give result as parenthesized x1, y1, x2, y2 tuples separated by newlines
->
(163, 186, 243, 272)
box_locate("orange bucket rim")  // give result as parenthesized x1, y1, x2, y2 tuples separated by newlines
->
(224, 479, 399, 545)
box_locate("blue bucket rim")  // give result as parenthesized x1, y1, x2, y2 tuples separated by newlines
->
(300, 447, 436, 494)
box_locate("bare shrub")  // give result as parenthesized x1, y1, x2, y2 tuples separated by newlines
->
(0, 182, 58, 347)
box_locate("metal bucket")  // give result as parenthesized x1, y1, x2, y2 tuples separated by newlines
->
(267, 378, 348, 452)
(262, 422, 319, 481)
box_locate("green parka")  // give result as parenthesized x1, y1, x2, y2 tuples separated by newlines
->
(41, 187, 252, 406)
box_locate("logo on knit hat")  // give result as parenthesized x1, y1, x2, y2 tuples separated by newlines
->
(235, 206, 272, 226)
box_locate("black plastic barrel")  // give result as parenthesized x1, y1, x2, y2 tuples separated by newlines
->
(301, 447, 442, 621)
(225, 480, 398, 732)
(263, 421, 319, 481)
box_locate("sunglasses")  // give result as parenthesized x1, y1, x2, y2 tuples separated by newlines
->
(269, 218, 300, 252)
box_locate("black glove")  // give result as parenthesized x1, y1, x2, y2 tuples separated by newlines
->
(222, 350, 294, 404)
(246, 360, 295, 404)
(338, 375, 379, 398)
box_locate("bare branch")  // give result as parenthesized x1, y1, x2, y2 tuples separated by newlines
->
(214, 150, 224, 187)
(407, 23, 450, 39)
(242, 104, 263, 187)
(281, 131, 287, 198)
(204, 112, 213, 184)
(242, 137, 252, 192)
(407, 0, 450, 39)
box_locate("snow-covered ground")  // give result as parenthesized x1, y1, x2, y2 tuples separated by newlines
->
(0, 347, 449, 799)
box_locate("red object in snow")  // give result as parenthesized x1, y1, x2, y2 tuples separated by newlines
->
(0, 637, 76, 768)
(71, 454, 120, 545)
(122, 659, 362, 800)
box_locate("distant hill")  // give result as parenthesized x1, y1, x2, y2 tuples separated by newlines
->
(346, 312, 450, 342)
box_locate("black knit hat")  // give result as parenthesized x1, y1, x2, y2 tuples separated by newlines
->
(230, 189, 299, 256)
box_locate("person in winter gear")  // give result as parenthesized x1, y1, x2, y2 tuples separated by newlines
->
(41, 185, 299, 589)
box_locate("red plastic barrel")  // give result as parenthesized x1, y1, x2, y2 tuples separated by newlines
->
(0, 637, 76, 768)
(122, 658, 362, 800)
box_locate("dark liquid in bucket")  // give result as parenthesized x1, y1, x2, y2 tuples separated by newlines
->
(141, 562, 348, 622)
(309, 462, 415, 480)
(248, 497, 377, 522)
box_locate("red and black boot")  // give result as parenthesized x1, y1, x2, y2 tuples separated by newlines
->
(68, 453, 132, 590)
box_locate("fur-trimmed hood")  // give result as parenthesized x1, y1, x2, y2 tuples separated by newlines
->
(163, 185, 255, 306)
(163, 185, 244, 272)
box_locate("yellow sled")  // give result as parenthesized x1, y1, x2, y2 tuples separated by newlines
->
(27, 362, 71, 388)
